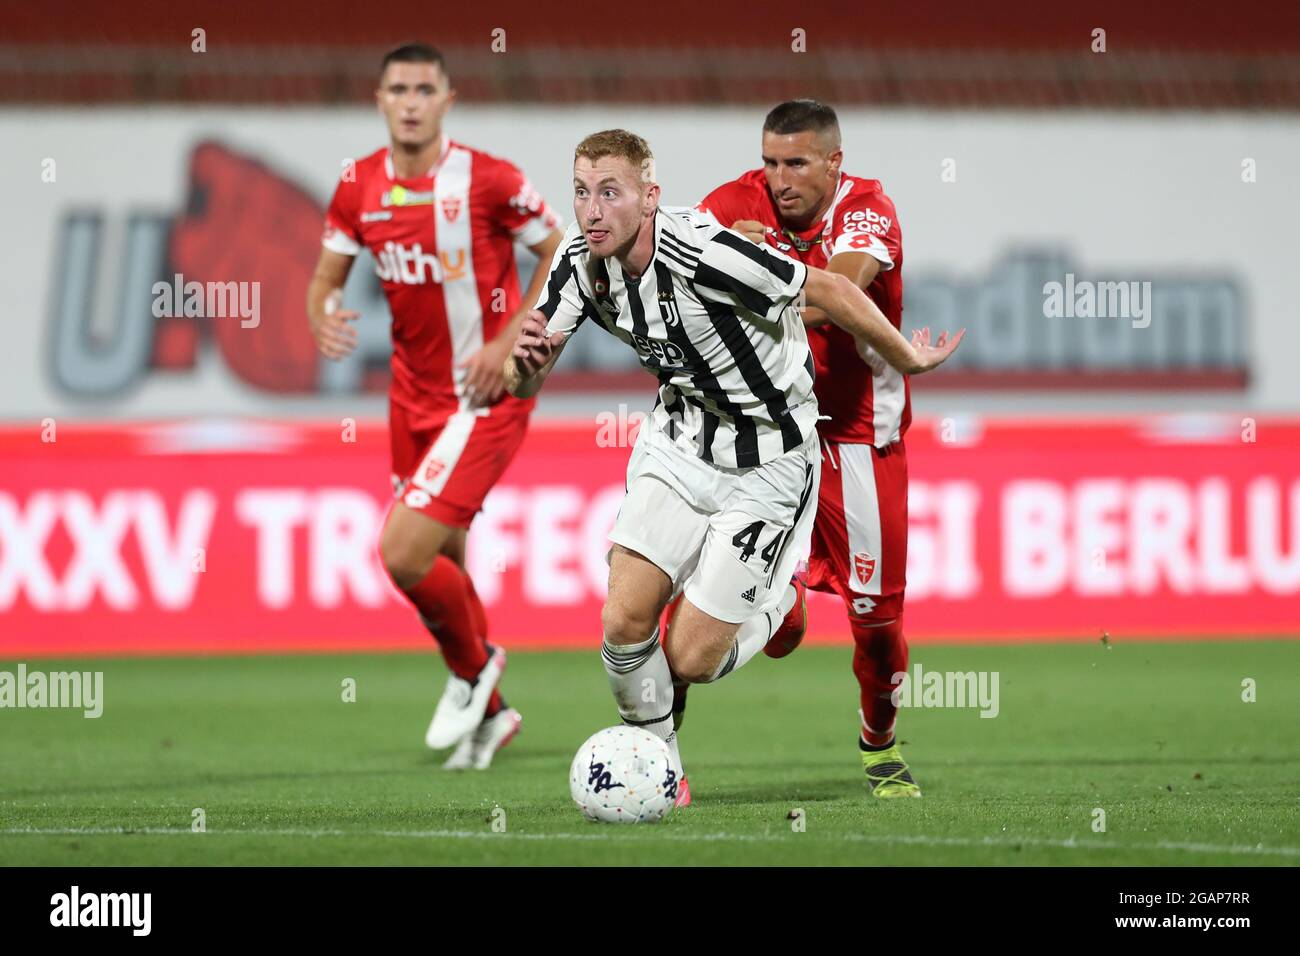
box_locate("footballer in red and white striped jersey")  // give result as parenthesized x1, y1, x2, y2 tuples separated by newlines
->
(308, 45, 564, 768)
(323, 138, 561, 434)
(697, 167, 906, 447)
(697, 100, 926, 797)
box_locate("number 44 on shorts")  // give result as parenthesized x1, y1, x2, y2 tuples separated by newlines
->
(731, 520, 783, 573)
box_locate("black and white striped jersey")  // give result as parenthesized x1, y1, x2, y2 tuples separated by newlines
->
(537, 207, 819, 468)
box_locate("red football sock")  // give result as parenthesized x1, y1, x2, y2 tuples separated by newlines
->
(850, 615, 909, 747)
(401, 555, 489, 682)
(460, 567, 503, 717)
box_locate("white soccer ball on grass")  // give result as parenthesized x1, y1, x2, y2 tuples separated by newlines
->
(569, 726, 678, 824)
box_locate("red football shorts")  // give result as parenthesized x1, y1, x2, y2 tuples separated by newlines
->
(806, 438, 908, 624)
(389, 402, 530, 529)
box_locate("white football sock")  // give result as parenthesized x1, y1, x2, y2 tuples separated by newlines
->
(706, 582, 799, 682)
(601, 630, 678, 766)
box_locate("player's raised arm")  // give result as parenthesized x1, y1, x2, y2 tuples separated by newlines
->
(505, 224, 591, 398)
(802, 266, 964, 375)
(724, 222, 884, 330)
(799, 251, 881, 328)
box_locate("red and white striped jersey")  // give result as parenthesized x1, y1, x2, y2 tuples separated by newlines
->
(698, 170, 907, 447)
(323, 138, 561, 430)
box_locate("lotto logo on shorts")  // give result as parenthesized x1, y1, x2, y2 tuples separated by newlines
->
(854, 551, 877, 586)
(404, 488, 432, 509)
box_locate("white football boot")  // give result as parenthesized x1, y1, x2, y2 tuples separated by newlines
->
(424, 646, 507, 750)
(443, 707, 523, 770)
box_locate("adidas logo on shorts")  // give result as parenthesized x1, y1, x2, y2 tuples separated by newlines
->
(741, 586, 756, 603)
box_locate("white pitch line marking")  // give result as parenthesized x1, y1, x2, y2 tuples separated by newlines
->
(0, 827, 1296, 857)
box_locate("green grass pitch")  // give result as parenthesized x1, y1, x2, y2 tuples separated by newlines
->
(1, 641, 1297, 866)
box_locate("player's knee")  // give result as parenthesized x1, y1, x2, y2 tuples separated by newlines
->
(600, 602, 657, 648)
(379, 530, 434, 591)
(667, 641, 719, 685)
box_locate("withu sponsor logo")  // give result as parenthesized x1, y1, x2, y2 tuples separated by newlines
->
(373, 242, 466, 285)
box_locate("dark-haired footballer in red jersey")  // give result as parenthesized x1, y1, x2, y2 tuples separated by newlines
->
(306, 45, 562, 770)
(689, 101, 961, 798)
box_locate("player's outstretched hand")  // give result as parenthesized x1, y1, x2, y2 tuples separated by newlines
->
(731, 219, 769, 245)
(311, 289, 359, 361)
(511, 310, 566, 378)
(908, 326, 966, 374)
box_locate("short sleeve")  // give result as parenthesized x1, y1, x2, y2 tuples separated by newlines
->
(694, 183, 745, 231)
(535, 224, 589, 337)
(828, 192, 900, 270)
(489, 159, 562, 247)
(691, 227, 808, 324)
(322, 173, 362, 257)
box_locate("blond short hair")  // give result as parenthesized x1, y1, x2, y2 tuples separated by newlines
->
(574, 129, 655, 185)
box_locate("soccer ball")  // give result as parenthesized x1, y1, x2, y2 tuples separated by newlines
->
(569, 726, 678, 824)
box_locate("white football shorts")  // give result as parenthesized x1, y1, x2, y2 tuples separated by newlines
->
(609, 424, 820, 624)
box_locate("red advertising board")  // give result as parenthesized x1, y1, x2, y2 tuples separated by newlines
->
(2, 416, 1297, 657)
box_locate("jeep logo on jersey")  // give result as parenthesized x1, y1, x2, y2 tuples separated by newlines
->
(631, 334, 687, 367)
(854, 551, 877, 586)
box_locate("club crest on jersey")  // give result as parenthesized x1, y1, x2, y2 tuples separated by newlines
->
(854, 551, 877, 586)
(592, 278, 617, 315)
(657, 288, 682, 327)
(440, 196, 462, 223)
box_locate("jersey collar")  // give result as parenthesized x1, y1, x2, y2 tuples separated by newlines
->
(766, 173, 852, 252)
(384, 135, 452, 181)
